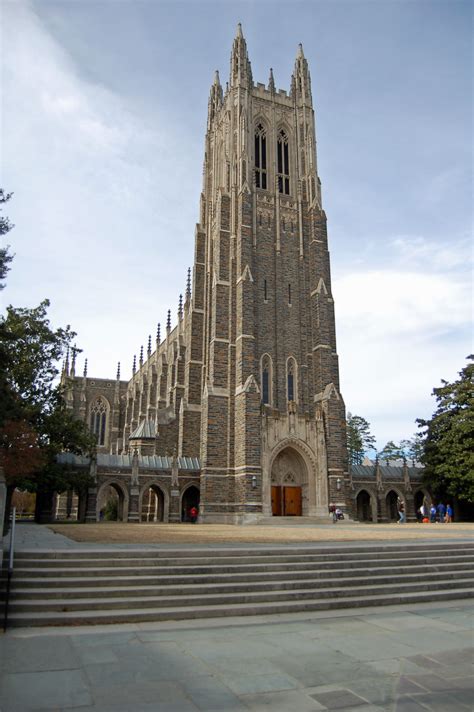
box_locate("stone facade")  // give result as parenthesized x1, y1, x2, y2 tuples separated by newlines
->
(59, 26, 363, 524)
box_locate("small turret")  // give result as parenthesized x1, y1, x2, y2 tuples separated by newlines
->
(230, 23, 252, 89)
(291, 42, 312, 105)
(207, 69, 223, 129)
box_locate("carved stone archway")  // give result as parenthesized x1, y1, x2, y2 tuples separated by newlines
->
(96, 479, 129, 522)
(267, 440, 325, 517)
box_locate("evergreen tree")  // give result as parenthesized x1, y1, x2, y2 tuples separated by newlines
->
(346, 413, 376, 465)
(417, 356, 474, 502)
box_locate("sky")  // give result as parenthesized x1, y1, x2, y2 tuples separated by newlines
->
(1, 0, 472, 451)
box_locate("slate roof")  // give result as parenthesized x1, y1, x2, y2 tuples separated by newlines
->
(129, 419, 157, 440)
(57, 453, 201, 471)
(350, 464, 424, 481)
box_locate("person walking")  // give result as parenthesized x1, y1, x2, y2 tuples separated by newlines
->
(437, 501, 446, 523)
(430, 504, 437, 523)
(445, 503, 453, 523)
(397, 500, 406, 524)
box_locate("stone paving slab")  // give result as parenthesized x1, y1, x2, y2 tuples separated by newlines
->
(1, 599, 472, 711)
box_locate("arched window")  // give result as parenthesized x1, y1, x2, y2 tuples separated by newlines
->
(261, 354, 273, 406)
(277, 130, 290, 195)
(287, 358, 297, 403)
(254, 124, 267, 189)
(90, 396, 109, 446)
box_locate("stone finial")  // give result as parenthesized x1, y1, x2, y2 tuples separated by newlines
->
(64, 347, 70, 377)
(268, 67, 275, 93)
(166, 309, 171, 331)
(236, 22, 243, 39)
(116, 362, 121, 380)
(132, 354, 136, 374)
(70, 345, 77, 377)
(186, 267, 191, 301)
(297, 42, 304, 58)
(147, 334, 152, 356)
(156, 323, 161, 344)
(83, 358, 88, 378)
(178, 294, 183, 319)
(139, 345, 144, 366)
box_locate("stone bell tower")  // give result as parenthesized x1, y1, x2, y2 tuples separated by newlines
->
(196, 25, 349, 523)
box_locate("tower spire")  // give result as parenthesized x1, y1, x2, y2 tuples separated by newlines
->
(207, 69, 223, 129)
(230, 22, 252, 88)
(292, 42, 312, 104)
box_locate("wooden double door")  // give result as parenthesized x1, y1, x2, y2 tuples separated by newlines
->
(271, 486, 302, 516)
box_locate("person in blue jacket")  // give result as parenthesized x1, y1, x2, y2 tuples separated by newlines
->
(437, 502, 446, 523)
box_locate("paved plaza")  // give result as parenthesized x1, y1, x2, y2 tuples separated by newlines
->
(1, 525, 473, 711)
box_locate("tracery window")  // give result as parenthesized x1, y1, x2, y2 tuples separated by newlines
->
(261, 354, 273, 406)
(254, 124, 267, 189)
(287, 358, 297, 403)
(277, 130, 290, 195)
(90, 396, 108, 446)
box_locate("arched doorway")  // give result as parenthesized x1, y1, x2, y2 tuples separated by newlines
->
(386, 490, 399, 522)
(356, 490, 373, 521)
(141, 485, 164, 523)
(98, 483, 125, 521)
(270, 447, 307, 516)
(181, 486, 200, 522)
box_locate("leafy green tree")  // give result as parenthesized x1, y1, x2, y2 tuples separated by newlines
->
(417, 356, 474, 503)
(346, 413, 376, 465)
(0, 300, 95, 530)
(0, 189, 14, 290)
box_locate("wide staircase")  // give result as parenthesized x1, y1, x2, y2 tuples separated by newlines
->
(3, 542, 474, 627)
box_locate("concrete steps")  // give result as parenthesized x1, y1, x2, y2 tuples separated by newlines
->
(3, 542, 474, 627)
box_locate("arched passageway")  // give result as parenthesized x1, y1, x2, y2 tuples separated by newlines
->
(270, 447, 308, 516)
(141, 485, 165, 523)
(98, 483, 125, 521)
(181, 486, 200, 521)
(356, 490, 373, 521)
(386, 490, 399, 522)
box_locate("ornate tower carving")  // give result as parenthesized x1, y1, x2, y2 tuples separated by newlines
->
(196, 25, 348, 522)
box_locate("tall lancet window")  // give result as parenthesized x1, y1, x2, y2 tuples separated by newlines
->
(261, 354, 273, 406)
(287, 358, 297, 403)
(277, 130, 290, 195)
(254, 124, 267, 189)
(90, 396, 108, 446)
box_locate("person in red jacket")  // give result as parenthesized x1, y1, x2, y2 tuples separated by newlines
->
(189, 506, 198, 523)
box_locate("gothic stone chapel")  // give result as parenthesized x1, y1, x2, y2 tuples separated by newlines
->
(58, 25, 351, 525)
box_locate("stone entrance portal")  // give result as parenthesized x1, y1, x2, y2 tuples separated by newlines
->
(270, 447, 307, 517)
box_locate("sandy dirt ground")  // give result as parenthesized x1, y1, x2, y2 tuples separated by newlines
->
(47, 521, 474, 545)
